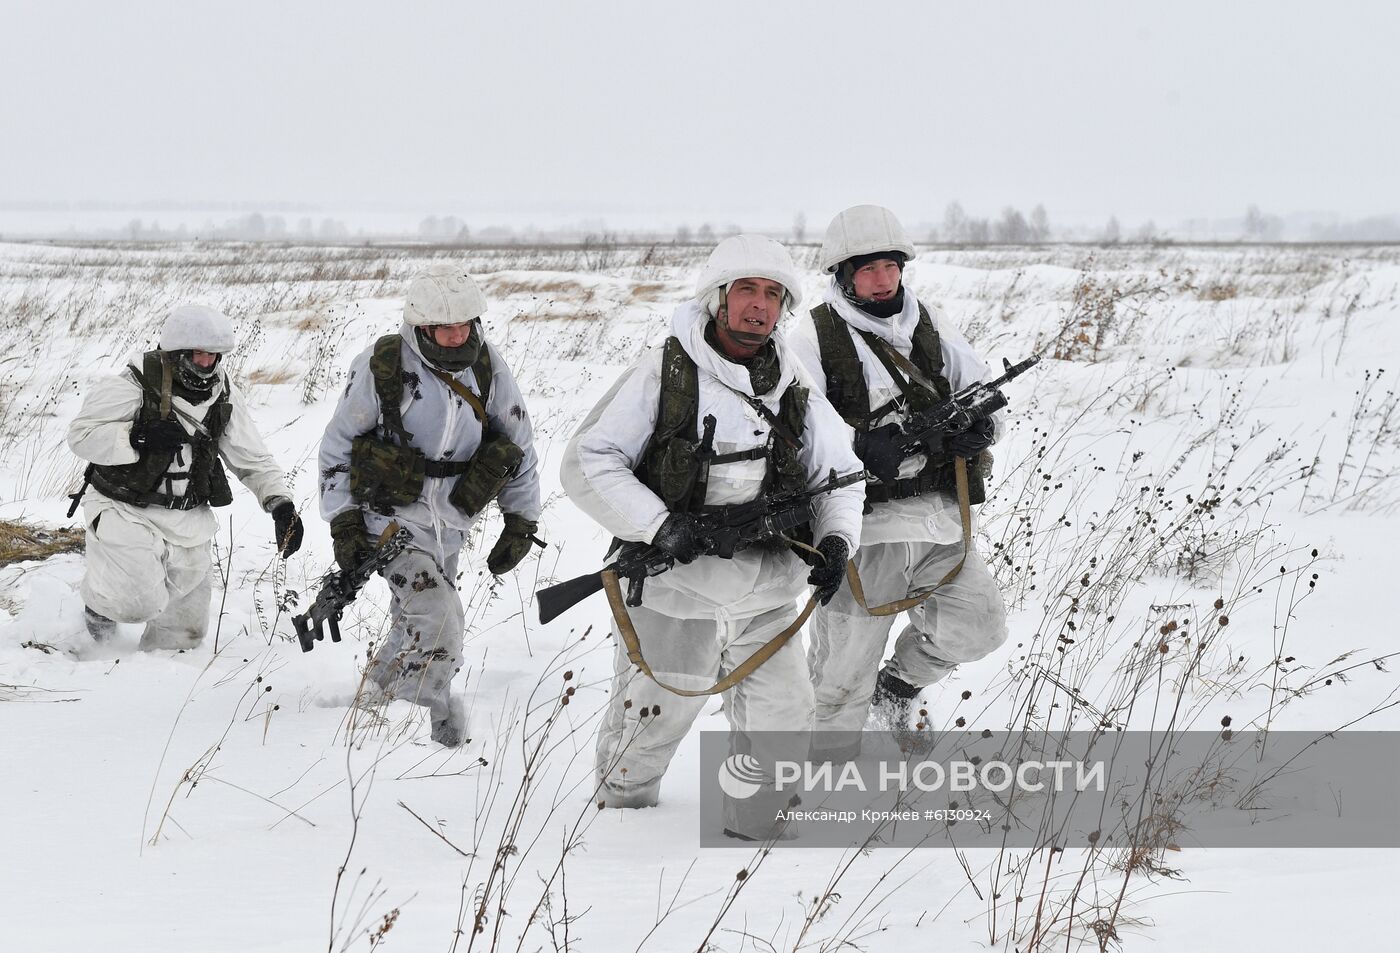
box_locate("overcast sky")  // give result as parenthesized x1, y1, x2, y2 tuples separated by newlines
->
(2, 0, 1396, 231)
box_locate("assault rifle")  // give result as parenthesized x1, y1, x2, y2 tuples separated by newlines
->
(861, 354, 1040, 481)
(293, 525, 412, 652)
(67, 464, 94, 518)
(536, 467, 867, 624)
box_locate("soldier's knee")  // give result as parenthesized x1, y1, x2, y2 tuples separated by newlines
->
(947, 606, 1009, 663)
(108, 587, 170, 623)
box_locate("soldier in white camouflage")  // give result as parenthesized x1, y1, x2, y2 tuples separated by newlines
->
(318, 268, 542, 746)
(788, 206, 1009, 756)
(561, 236, 865, 838)
(68, 305, 303, 650)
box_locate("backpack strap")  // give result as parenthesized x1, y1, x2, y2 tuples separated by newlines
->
(909, 302, 952, 401)
(655, 336, 698, 443)
(369, 334, 414, 444)
(811, 303, 871, 430)
(471, 326, 493, 408)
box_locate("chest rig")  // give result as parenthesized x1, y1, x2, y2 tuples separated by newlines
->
(636, 336, 809, 523)
(88, 351, 233, 510)
(350, 333, 523, 516)
(811, 302, 985, 505)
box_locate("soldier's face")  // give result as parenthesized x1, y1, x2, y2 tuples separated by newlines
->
(429, 322, 473, 348)
(715, 277, 785, 359)
(191, 349, 218, 369)
(851, 258, 902, 301)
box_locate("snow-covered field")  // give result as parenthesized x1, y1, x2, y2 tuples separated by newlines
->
(2, 240, 1397, 951)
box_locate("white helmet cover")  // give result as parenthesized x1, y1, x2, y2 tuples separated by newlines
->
(402, 268, 488, 327)
(819, 205, 917, 274)
(159, 304, 236, 353)
(693, 234, 802, 316)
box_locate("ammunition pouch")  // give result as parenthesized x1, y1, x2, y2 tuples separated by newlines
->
(350, 435, 426, 509)
(190, 434, 235, 506)
(448, 431, 524, 517)
(865, 458, 987, 507)
(651, 434, 704, 510)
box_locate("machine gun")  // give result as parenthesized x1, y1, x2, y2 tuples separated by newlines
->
(293, 525, 412, 652)
(536, 468, 867, 624)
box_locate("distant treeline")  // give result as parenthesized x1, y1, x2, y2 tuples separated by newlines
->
(4, 204, 1398, 245)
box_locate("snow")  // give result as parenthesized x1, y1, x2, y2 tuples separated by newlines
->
(2, 241, 1397, 950)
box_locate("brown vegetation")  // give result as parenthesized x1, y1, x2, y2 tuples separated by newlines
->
(247, 367, 296, 386)
(0, 518, 84, 568)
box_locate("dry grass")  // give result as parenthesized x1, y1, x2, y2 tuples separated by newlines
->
(0, 518, 85, 568)
(627, 281, 668, 303)
(1198, 282, 1239, 301)
(507, 308, 608, 324)
(247, 367, 296, 386)
(479, 275, 590, 298)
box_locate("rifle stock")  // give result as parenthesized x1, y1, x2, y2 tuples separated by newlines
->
(536, 571, 608, 625)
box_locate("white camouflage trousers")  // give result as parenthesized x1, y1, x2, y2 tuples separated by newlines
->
(364, 547, 464, 715)
(808, 539, 1008, 734)
(81, 506, 213, 650)
(595, 601, 814, 837)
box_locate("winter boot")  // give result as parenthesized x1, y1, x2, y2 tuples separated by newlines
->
(84, 607, 117, 642)
(429, 694, 467, 747)
(868, 668, 920, 731)
(597, 774, 661, 809)
(138, 624, 202, 652)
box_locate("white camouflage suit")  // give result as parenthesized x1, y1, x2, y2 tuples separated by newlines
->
(561, 301, 864, 832)
(67, 362, 291, 649)
(788, 277, 1010, 736)
(317, 323, 541, 714)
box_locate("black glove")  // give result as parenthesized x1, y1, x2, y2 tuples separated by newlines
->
(855, 422, 905, 483)
(944, 417, 995, 458)
(330, 510, 372, 572)
(129, 417, 190, 453)
(487, 513, 541, 575)
(807, 535, 849, 606)
(270, 500, 304, 557)
(652, 513, 710, 565)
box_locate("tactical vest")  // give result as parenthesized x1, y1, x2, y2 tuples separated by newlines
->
(636, 336, 809, 517)
(351, 332, 522, 515)
(89, 351, 234, 510)
(811, 302, 985, 505)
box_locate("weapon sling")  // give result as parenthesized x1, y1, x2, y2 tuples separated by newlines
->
(601, 573, 820, 697)
(844, 454, 974, 616)
(857, 331, 944, 398)
(847, 351, 1038, 615)
(424, 365, 488, 423)
(842, 336, 974, 615)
